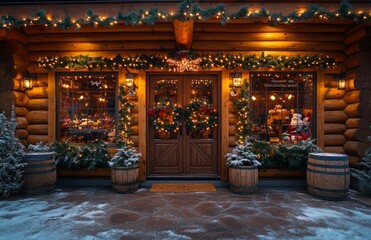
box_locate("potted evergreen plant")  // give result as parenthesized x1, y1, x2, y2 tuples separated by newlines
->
(226, 141, 261, 194)
(23, 141, 56, 194)
(109, 144, 141, 193)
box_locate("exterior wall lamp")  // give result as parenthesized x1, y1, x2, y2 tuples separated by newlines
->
(231, 71, 242, 88)
(125, 73, 135, 87)
(336, 70, 347, 90)
(22, 71, 37, 90)
(125, 72, 137, 97)
(230, 71, 242, 96)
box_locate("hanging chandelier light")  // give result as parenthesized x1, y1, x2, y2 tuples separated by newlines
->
(166, 50, 202, 72)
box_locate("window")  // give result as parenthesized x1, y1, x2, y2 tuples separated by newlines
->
(250, 72, 315, 144)
(57, 73, 117, 143)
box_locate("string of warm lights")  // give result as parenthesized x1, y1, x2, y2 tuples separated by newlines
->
(232, 80, 251, 144)
(184, 98, 218, 133)
(37, 52, 336, 71)
(117, 85, 134, 146)
(1, 0, 370, 29)
(148, 101, 183, 137)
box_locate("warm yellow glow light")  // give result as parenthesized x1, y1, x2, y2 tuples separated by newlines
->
(251, 96, 257, 101)
(338, 79, 346, 90)
(125, 74, 135, 87)
(270, 95, 276, 101)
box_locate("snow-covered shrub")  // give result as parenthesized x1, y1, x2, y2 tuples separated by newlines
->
(226, 142, 261, 167)
(350, 125, 371, 195)
(109, 144, 141, 167)
(28, 141, 51, 152)
(262, 139, 322, 171)
(50, 141, 110, 170)
(0, 107, 26, 198)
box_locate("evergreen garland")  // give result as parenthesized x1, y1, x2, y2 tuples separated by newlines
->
(0, 107, 26, 198)
(117, 85, 134, 146)
(37, 53, 336, 71)
(1, 0, 370, 29)
(233, 80, 251, 144)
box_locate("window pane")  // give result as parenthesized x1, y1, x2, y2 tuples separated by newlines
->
(250, 72, 315, 144)
(57, 73, 117, 144)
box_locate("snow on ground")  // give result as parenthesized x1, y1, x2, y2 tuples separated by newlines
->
(0, 187, 370, 240)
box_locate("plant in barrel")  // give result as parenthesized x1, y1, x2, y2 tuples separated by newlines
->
(148, 100, 183, 139)
(226, 141, 261, 194)
(109, 144, 141, 193)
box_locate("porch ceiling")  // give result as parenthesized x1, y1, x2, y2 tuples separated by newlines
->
(22, 19, 354, 68)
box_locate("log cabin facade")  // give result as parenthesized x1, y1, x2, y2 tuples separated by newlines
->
(0, 0, 370, 181)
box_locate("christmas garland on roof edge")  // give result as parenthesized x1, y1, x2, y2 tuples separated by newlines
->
(0, 0, 369, 29)
(38, 52, 336, 71)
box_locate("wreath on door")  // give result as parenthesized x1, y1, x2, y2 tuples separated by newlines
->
(184, 98, 218, 133)
(148, 100, 183, 134)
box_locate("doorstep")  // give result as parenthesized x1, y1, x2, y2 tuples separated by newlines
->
(57, 178, 307, 188)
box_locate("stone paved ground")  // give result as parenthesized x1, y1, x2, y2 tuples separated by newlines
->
(0, 187, 370, 240)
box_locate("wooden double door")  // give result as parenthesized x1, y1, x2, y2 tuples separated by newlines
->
(147, 73, 220, 178)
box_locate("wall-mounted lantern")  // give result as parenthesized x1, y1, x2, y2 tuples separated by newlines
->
(229, 71, 242, 97)
(125, 73, 135, 87)
(22, 71, 37, 90)
(231, 71, 242, 88)
(336, 70, 347, 90)
(125, 72, 137, 97)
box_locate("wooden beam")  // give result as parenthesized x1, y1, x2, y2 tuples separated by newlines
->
(194, 23, 349, 33)
(173, 20, 194, 49)
(138, 70, 147, 181)
(27, 32, 175, 43)
(23, 23, 174, 34)
(27, 40, 344, 52)
(317, 71, 325, 149)
(192, 41, 344, 51)
(194, 32, 345, 42)
(1, 29, 29, 44)
(28, 41, 176, 51)
(220, 69, 229, 182)
(47, 71, 56, 143)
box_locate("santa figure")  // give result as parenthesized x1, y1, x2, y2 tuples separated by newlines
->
(288, 113, 310, 142)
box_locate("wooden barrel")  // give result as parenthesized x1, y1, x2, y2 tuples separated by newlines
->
(307, 153, 350, 200)
(228, 166, 258, 194)
(111, 165, 139, 193)
(22, 152, 56, 195)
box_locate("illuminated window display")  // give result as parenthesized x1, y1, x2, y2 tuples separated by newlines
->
(57, 73, 117, 143)
(250, 72, 315, 144)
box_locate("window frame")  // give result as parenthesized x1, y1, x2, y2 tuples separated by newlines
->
(249, 71, 317, 143)
(55, 71, 119, 144)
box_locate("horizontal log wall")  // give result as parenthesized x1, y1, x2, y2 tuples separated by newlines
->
(342, 26, 371, 166)
(25, 73, 49, 145)
(323, 73, 347, 154)
(0, 32, 31, 145)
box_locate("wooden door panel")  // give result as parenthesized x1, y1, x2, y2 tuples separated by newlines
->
(151, 141, 182, 174)
(187, 141, 217, 174)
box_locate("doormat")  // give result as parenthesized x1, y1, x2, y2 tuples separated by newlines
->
(149, 183, 216, 193)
